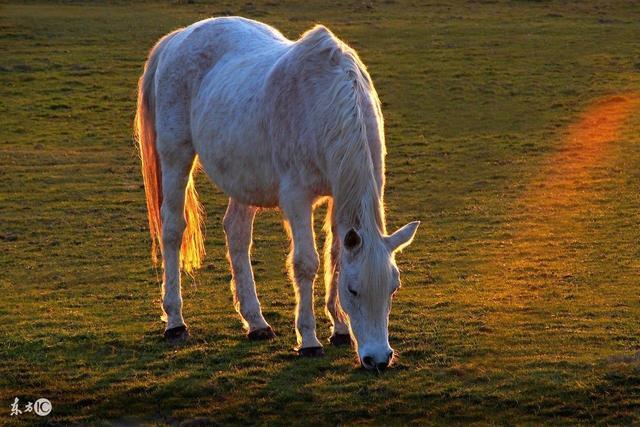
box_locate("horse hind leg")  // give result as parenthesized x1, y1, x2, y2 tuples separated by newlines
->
(159, 139, 196, 341)
(223, 199, 275, 340)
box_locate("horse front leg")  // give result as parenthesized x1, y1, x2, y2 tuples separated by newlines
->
(281, 192, 323, 357)
(223, 199, 274, 340)
(324, 209, 351, 346)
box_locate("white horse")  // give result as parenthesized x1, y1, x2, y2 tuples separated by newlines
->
(134, 17, 419, 369)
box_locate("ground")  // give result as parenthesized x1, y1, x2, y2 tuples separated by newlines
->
(1, 0, 640, 424)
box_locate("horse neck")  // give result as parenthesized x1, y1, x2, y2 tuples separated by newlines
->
(331, 145, 386, 237)
(327, 92, 386, 237)
(338, 196, 385, 241)
(300, 37, 386, 236)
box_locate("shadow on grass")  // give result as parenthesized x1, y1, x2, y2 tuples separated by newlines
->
(40, 321, 284, 424)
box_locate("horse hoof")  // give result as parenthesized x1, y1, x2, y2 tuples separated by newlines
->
(329, 333, 351, 346)
(164, 325, 190, 341)
(297, 346, 325, 357)
(247, 326, 276, 341)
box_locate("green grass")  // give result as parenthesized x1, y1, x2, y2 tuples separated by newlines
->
(1, 0, 640, 424)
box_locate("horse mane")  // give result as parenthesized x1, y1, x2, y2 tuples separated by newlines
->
(291, 26, 394, 315)
(295, 25, 387, 236)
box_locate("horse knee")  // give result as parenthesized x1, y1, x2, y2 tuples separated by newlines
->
(293, 250, 319, 283)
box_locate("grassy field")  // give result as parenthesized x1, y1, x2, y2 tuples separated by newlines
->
(2, 0, 640, 424)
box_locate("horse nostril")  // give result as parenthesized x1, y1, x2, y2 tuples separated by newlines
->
(376, 361, 389, 370)
(375, 351, 393, 370)
(362, 356, 375, 369)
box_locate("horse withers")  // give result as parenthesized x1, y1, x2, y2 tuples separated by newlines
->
(134, 17, 419, 370)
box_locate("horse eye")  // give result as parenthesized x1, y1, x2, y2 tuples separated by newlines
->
(348, 287, 358, 297)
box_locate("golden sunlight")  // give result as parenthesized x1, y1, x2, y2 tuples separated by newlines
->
(491, 92, 639, 300)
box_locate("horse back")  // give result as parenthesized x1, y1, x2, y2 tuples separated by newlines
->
(151, 17, 289, 138)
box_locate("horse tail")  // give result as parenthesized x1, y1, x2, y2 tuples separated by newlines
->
(134, 31, 187, 270)
(181, 161, 206, 274)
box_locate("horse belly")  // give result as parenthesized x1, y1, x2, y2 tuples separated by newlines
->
(198, 136, 281, 208)
(192, 52, 290, 207)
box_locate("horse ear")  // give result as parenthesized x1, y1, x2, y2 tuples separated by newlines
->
(343, 228, 362, 252)
(385, 221, 420, 253)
